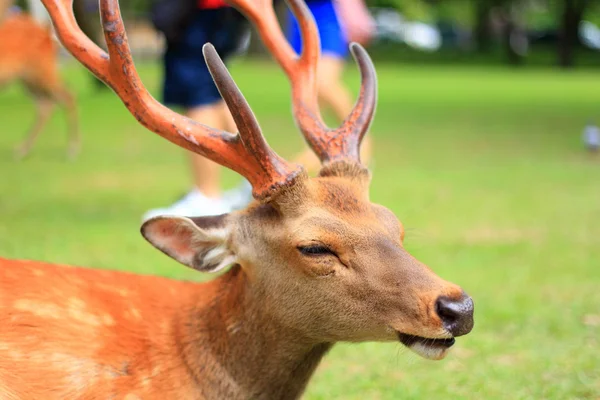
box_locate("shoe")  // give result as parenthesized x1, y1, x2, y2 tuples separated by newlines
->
(142, 189, 232, 222)
(222, 180, 253, 211)
(583, 121, 600, 152)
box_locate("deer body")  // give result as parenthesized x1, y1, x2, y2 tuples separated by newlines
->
(0, 258, 202, 399)
(0, 258, 329, 400)
(0, 0, 475, 397)
(0, 13, 79, 159)
(0, 176, 469, 399)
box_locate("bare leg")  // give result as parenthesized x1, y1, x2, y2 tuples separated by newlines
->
(294, 55, 372, 173)
(142, 101, 234, 220)
(189, 155, 221, 197)
(218, 104, 255, 209)
(14, 97, 54, 160)
(221, 99, 238, 133)
(186, 101, 233, 198)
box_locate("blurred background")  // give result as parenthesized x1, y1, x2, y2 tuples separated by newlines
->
(1, 0, 599, 399)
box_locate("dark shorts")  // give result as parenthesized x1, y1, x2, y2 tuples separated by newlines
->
(287, 0, 348, 59)
(162, 8, 244, 109)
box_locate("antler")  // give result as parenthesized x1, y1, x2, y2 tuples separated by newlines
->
(227, 0, 378, 166)
(40, 0, 303, 200)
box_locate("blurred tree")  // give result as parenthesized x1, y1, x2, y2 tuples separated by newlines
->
(500, 1, 528, 66)
(557, 0, 590, 68)
(473, 0, 530, 66)
(434, 0, 474, 26)
(474, 0, 494, 52)
(389, 0, 433, 21)
(471, 0, 524, 60)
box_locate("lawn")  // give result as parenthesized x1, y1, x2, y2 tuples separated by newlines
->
(0, 58, 599, 399)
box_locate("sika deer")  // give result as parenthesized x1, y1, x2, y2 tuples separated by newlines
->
(0, 10, 79, 159)
(0, 0, 474, 398)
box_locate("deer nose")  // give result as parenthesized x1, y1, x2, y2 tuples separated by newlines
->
(435, 293, 474, 337)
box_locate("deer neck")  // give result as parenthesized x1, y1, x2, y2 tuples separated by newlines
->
(179, 265, 332, 400)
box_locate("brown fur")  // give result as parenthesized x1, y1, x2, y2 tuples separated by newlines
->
(0, 13, 79, 159)
(0, 1, 472, 396)
(0, 173, 470, 399)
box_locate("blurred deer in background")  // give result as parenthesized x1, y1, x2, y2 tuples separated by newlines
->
(0, 5, 79, 159)
(0, 0, 474, 398)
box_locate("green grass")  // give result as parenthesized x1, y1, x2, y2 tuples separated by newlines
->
(1, 59, 599, 399)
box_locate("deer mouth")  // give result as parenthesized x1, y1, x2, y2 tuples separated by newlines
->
(397, 332, 455, 360)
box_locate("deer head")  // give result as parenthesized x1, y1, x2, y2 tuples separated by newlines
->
(44, 0, 473, 360)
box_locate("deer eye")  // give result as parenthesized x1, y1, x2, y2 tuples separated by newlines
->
(297, 244, 336, 257)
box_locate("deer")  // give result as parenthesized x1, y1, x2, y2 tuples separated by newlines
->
(0, 0, 474, 398)
(0, 7, 79, 159)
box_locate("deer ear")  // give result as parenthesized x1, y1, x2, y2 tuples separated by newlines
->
(141, 215, 235, 273)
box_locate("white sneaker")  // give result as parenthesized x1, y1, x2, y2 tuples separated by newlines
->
(222, 180, 254, 211)
(142, 189, 232, 222)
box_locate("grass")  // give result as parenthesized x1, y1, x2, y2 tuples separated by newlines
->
(1, 59, 599, 399)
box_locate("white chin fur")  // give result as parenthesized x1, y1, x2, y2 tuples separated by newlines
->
(409, 342, 451, 360)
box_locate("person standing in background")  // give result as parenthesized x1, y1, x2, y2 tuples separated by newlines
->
(143, 0, 252, 220)
(145, 0, 377, 220)
(287, 0, 376, 171)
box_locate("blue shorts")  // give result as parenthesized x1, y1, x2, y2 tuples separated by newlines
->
(162, 9, 243, 108)
(287, 0, 348, 58)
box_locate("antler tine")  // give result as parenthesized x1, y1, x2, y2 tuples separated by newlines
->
(228, 0, 378, 166)
(203, 44, 297, 186)
(41, 0, 303, 200)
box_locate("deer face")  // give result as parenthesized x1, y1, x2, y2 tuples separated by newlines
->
(49, 0, 473, 364)
(142, 171, 474, 360)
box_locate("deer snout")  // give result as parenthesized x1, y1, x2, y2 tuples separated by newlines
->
(435, 292, 474, 337)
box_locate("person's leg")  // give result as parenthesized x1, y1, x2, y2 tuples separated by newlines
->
(143, 100, 235, 220)
(318, 56, 373, 165)
(186, 99, 251, 201)
(143, 10, 235, 220)
(316, 56, 352, 122)
(186, 102, 228, 198)
(293, 54, 372, 172)
(142, 101, 233, 221)
(186, 7, 249, 200)
(218, 94, 255, 210)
